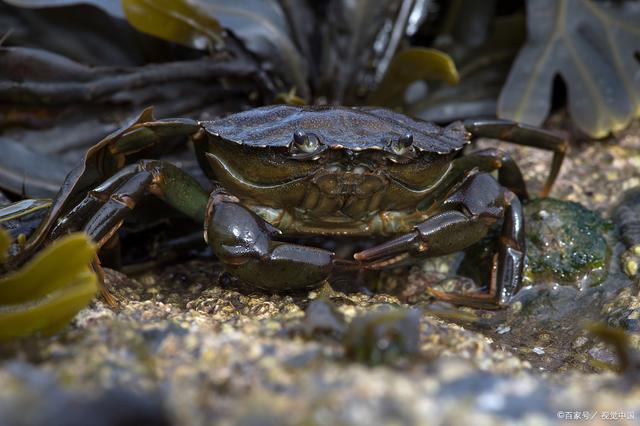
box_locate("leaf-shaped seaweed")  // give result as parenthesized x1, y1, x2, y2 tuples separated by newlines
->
(122, 0, 308, 98)
(196, 0, 310, 99)
(0, 228, 9, 263)
(0, 232, 97, 339)
(498, 0, 640, 138)
(122, 0, 222, 50)
(407, 14, 526, 123)
(370, 47, 459, 108)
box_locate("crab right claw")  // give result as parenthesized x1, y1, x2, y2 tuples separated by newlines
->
(354, 211, 473, 267)
(204, 191, 334, 291)
(354, 172, 525, 309)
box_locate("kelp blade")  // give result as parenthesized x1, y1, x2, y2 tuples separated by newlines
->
(122, 0, 222, 50)
(0, 228, 9, 263)
(0, 233, 97, 303)
(0, 272, 97, 339)
(0, 199, 52, 223)
(0, 233, 97, 339)
(370, 48, 459, 107)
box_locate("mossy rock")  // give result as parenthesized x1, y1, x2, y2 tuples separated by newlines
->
(460, 198, 611, 289)
(523, 198, 611, 287)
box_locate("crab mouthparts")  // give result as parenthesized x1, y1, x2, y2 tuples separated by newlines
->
(313, 165, 386, 197)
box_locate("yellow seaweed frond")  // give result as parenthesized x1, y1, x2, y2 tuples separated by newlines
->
(0, 228, 9, 264)
(0, 233, 98, 339)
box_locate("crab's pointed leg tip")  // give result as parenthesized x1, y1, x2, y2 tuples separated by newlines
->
(354, 232, 421, 262)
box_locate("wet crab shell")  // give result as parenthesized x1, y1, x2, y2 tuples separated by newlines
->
(202, 105, 470, 154)
(193, 105, 473, 218)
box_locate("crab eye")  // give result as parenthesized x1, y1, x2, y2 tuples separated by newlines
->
(293, 130, 320, 154)
(390, 133, 413, 155)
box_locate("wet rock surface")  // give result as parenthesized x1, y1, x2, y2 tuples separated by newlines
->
(2, 123, 640, 425)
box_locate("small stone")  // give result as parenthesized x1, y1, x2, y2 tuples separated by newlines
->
(301, 299, 347, 339)
(622, 177, 640, 190)
(532, 347, 545, 355)
(344, 307, 421, 365)
(573, 336, 589, 348)
(509, 301, 523, 313)
(496, 325, 511, 335)
(458, 198, 611, 289)
(625, 259, 638, 277)
(593, 193, 607, 203)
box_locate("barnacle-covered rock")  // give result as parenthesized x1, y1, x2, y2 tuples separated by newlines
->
(460, 198, 611, 290)
(601, 287, 640, 339)
(523, 198, 612, 288)
(613, 187, 640, 278)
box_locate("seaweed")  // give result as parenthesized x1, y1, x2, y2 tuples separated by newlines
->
(0, 228, 97, 339)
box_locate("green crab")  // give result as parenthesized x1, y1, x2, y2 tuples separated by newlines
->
(8, 106, 566, 309)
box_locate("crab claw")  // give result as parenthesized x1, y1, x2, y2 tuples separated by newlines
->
(353, 210, 475, 268)
(205, 191, 335, 291)
(353, 232, 422, 263)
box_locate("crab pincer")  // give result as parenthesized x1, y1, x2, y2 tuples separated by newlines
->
(355, 172, 525, 309)
(204, 190, 334, 291)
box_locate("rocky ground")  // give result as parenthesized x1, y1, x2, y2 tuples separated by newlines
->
(1, 123, 640, 425)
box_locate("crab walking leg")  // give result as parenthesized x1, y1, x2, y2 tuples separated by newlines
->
(110, 118, 201, 156)
(429, 192, 524, 309)
(463, 118, 567, 197)
(16, 108, 201, 264)
(83, 173, 154, 246)
(50, 160, 210, 247)
(355, 172, 525, 309)
(49, 164, 144, 239)
(204, 190, 334, 291)
(40, 159, 207, 305)
(452, 148, 529, 200)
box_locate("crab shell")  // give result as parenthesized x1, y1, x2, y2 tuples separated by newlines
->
(195, 105, 471, 224)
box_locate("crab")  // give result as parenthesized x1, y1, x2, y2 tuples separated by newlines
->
(9, 105, 566, 309)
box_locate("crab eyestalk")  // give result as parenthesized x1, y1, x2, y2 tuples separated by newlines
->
(390, 133, 413, 155)
(293, 130, 319, 153)
(290, 130, 324, 159)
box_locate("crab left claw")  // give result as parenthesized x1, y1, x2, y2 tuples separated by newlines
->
(205, 190, 335, 291)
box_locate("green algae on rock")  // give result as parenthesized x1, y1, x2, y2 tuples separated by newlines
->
(523, 198, 612, 288)
(458, 198, 612, 291)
